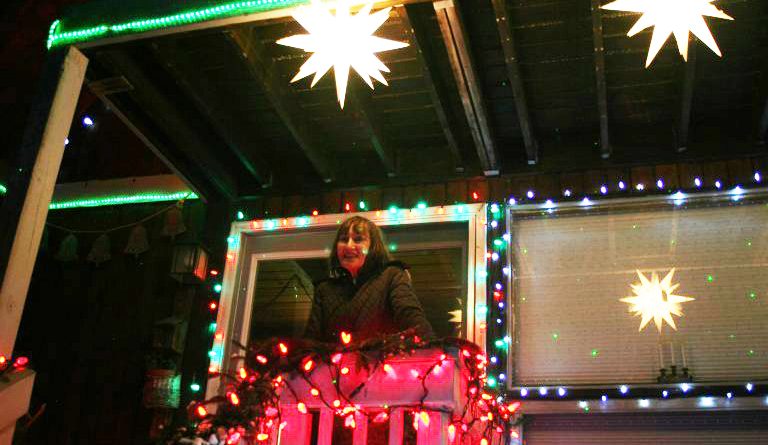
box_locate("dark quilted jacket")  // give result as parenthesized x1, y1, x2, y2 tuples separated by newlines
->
(303, 262, 434, 342)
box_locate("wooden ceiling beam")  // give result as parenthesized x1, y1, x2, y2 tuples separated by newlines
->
(490, 0, 538, 165)
(434, 0, 499, 175)
(348, 89, 397, 177)
(225, 27, 336, 184)
(677, 43, 697, 152)
(151, 40, 273, 188)
(100, 50, 238, 200)
(591, 0, 612, 159)
(89, 90, 215, 202)
(398, 5, 464, 172)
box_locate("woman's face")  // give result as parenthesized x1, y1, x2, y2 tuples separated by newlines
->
(337, 225, 370, 277)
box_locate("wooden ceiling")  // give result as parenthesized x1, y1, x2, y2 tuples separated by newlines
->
(79, 0, 768, 201)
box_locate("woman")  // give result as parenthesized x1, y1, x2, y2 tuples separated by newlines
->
(304, 216, 433, 342)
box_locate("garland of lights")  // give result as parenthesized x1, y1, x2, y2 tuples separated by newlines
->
(179, 332, 519, 444)
(0, 354, 30, 379)
(47, 0, 310, 49)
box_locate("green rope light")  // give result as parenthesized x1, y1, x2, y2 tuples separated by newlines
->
(47, 0, 309, 49)
(48, 191, 198, 210)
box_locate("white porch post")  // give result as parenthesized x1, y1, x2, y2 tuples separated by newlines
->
(0, 45, 87, 444)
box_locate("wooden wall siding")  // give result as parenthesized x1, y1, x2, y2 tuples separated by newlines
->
(234, 157, 767, 219)
(13, 200, 210, 445)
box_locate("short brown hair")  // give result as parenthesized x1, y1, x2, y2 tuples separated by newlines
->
(329, 216, 391, 278)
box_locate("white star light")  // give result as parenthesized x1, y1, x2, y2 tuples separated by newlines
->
(620, 268, 695, 332)
(277, 0, 408, 108)
(602, 0, 734, 67)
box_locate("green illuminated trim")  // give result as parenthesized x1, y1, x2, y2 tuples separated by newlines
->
(0, 183, 7, 194)
(47, 0, 308, 49)
(48, 191, 198, 210)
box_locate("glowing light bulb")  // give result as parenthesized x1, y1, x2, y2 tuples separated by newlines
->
(564, 189, 572, 197)
(680, 383, 691, 393)
(620, 385, 629, 394)
(508, 197, 517, 205)
(618, 180, 626, 190)
(557, 387, 567, 397)
(755, 172, 762, 182)
(656, 179, 664, 189)
(538, 387, 548, 396)
(600, 185, 608, 195)
(526, 190, 534, 199)
(82, 116, 94, 127)
(715, 180, 722, 189)
(580, 197, 593, 206)
(636, 183, 645, 191)
(662, 390, 669, 398)
(639, 399, 650, 408)
(601, 395, 608, 402)
(746, 383, 754, 392)
(694, 177, 702, 187)
(520, 388, 528, 397)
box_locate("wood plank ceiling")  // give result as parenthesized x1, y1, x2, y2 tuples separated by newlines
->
(81, 0, 768, 201)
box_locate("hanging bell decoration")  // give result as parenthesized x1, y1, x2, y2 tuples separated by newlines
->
(55, 233, 79, 262)
(125, 224, 150, 257)
(87, 233, 112, 265)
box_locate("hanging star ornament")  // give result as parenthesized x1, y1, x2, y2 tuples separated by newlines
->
(601, 0, 734, 67)
(277, 0, 409, 108)
(620, 268, 695, 332)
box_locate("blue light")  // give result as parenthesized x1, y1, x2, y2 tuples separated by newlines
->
(601, 395, 608, 402)
(490, 356, 497, 364)
(498, 302, 505, 309)
(490, 220, 498, 228)
(557, 387, 566, 397)
(526, 190, 534, 199)
(746, 383, 754, 392)
(618, 181, 626, 190)
(715, 180, 722, 189)
(539, 387, 548, 396)
(580, 197, 593, 206)
(520, 388, 528, 397)
(656, 179, 664, 189)
(508, 197, 517, 206)
(600, 185, 607, 195)
(662, 390, 669, 398)
(694, 177, 702, 187)
(680, 383, 691, 393)
(563, 189, 572, 197)
(499, 373, 506, 381)
(755, 172, 762, 182)
(619, 385, 629, 395)
(82, 115, 94, 127)
(726, 392, 733, 399)
(636, 183, 645, 191)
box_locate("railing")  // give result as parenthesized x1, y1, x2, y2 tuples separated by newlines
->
(276, 349, 490, 445)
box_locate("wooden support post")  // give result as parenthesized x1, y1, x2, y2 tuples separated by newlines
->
(490, 0, 539, 165)
(678, 43, 697, 152)
(434, 0, 499, 175)
(0, 46, 87, 445)
(389, 408, 405, 445)
(591, 0, 612, 159)
(0, 46, 88, 357)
